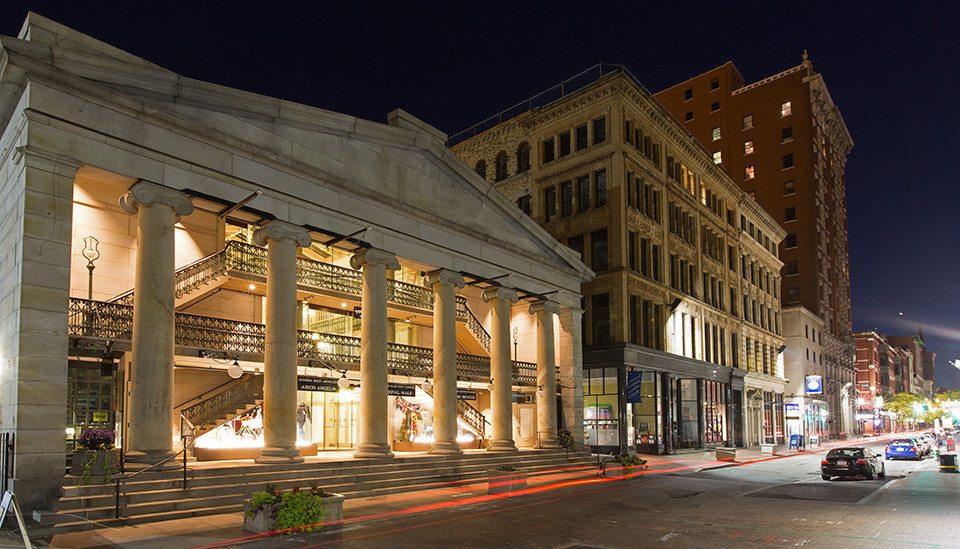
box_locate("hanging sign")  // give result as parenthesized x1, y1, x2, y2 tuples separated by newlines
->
(626, 370, 643, 403)
(297, 376, 339, 392)
(457, 388, 478, 401)
(387, 383, 416, 397)
(805, 375, 823, 395)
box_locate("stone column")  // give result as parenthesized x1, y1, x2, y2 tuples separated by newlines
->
(531, 299, 562, 448)
(424, 269, 465, 455)
(482, 286, 519, 452)
(254, 221, 311, 464)
(351, 248, 399, 458)
(119, 181, 193, 465)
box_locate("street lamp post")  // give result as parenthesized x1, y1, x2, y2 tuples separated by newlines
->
(82, 236, 100, 300)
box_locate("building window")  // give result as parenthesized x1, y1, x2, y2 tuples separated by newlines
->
(784, 260, 798, 275)
(544, 186, 557, 222)
(745, 166, 755, 180)
(710, 101, 720, 112)
(784, 207, 796, 222)
(710, 77, 719, 90)
(568, 235, 584, 260)
(592, 293, 611, 345)
(711, 127, 721, 141)
(559, 132, 571, 157)
(475, 160, 486, 179)
(591, 229, 608, 271)
(744, 140, 754, 155)
(684, 88, 693, 101)
(743, 115, 753, 129)
(782, 153, 794, 169)
(543, 139, 555, 163)
(785, 233, 797, 248)
(577, 175, 590, 212)
(595, 169, 607, 207)
(786, 287, 799, 302)
(516, 142, 530, 173)
(575, 124, 589, 151)
(561, 180, 573, 217)
(783, 180, 795, 195)
(517, 195, 531, 216)
(494, 151, 508, 181)
(781, 101, 792, 117)
(712, 151, 722, 164)
(628, 231, 637, 270)
(593, 118, 606, 144)
(684, 112, 694, 121)
(781, 127, 793, 143)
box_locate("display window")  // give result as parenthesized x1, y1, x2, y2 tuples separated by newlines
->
(704, 380, 727, 445)
(628, 370, 661, 449)
(583, 367, 619, 448)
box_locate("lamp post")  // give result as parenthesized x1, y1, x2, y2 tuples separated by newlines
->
(513, 327, 518, 362)
(82, 236, 100, 300)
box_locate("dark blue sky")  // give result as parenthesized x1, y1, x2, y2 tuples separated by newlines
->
(4, 1, 959, 388)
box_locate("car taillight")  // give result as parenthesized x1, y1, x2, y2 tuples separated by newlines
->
(821, 459, 828, 465)
(856, 459, 866, 464)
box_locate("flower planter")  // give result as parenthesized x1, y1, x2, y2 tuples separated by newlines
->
(487, 470, 527, 494)
(243, 493, 344, 534)
(70, 449, 121, 484)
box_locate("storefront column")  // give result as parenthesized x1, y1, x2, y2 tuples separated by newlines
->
(254, 221, 311, 464)
(351, 248, 399, 458)
(119, 182, 193, 466)
(482, 286, 519, 452)
(425, 270, 465, 455)
(530, 299, 561, 449)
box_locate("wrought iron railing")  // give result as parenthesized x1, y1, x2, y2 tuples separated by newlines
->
(181, 375, 264, 434)
(457, 399, 487, 438)
(68, 298, 133, 339)
(456, 296, 491, 352)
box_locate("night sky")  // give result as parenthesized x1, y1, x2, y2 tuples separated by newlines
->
(3, 2, 959, 389)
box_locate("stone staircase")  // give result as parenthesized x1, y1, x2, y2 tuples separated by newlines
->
(36, 449, 597, 530)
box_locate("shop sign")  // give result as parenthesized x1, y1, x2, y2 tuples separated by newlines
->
(387, 382, 415, 397)
(457, 388, 477, 401)
(805, 375, 823, 395)
(626, 370, 643, 403)
(92, 411, 110, 422)
(297, 376, 339, 392)
(784, 403, 801, 418)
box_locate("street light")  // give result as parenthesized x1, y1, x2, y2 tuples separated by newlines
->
(81, 236, 100, 299)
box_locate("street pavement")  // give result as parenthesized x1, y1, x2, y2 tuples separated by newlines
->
(13, 434, 960, 548)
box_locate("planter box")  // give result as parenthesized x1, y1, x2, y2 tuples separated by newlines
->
(194, 444, 317, 461)
(760, 444, 776, 454)
(243, 493, 344, 534)
(715, 448, 738, 461)
(70, 449, 121, 484)
(487, 470, 527, 494)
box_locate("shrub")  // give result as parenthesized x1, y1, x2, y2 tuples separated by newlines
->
(76, 428, 115, 451)
(493, 464, 520, 472)
(558, 428, 575, 449)
(246, 484, 327, 533)
(613, 453, 647, 467)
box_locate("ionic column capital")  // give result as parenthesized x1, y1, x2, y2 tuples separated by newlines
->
(529, 299, 562, 316)
(350, 248, 399, 271)
(482, 286, 518, 304)
(119, 181, 194, 217)
(252, 220, 312, 248)
(423, 269, 465, 290)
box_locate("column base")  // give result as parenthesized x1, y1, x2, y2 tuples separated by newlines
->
(354, 443, 394, 459)
(486, 439, 518, 453)
(428, 441, 463, 456)
(536, 438, 562, 449)
(124, 450, 180, 471)
(255, 446, 304, 464)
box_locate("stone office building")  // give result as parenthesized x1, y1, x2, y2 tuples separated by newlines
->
(451, 67, 787, 454)
(0, 14, 592, 512)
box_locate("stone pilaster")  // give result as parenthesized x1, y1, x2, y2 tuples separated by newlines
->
(351, 248, 399, 458)
(253, 221, 311, 464)
(482, 286, 519, 452)
(119, 181, 194, 465)
(531, 299, 561, 448)
(424, 269, 465, 455)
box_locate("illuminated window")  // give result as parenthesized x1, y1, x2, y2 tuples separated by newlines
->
(744, 140, 754, 155)
(743, 115, 753, 129)
(745, 166, 755, 180)
(712, 151, 722, 164)
(781, 101, 792, 117)
(711, 127, 721, 141)
(783, 180, 795, 195)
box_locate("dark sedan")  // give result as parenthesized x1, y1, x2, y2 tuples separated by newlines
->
(821, 447, 885, 480)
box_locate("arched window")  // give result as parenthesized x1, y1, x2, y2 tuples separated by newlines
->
(494, 151, 508, 182)
(475, 160, 486, 180)
(516, 142, 530, 174)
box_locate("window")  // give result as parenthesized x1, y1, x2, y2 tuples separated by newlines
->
(595, 169, 607, 207)
(785, 233, 797, 248)
(742, 115, 753, 129)
(559, 132, 571, 157)
(684, 88, 693, 101)
(710, 77, 719, 90)
(784, 207, 796, 222)
(684, 111, 694, 121)
(711, 127, 721, 141)
(517, 195, 531, 216)
(712, 151, 722, 164)
(561, 180, 573, 217)
(543, 139, 555, 163)
(781, 127, 793, 143)
(744, 140, 754, 155)
(781, 101, 792, 117)
(786, 287, 799, 302)
(494, 151, 508, 181)
(568, 235, 584, 260)
(516, 143, 531, 173)
(592, 293, 611, 345)
(593, 118, 606, 144)
(544, 186, 557, 222)
(591, 229, 608, 271)
(575, 124, 588, 151)
(577, 175, 590, 212)
(710, 101, 720, 112)
(745, 166, 755, 180)
(475, 160, 486, 179)
(783, 180, 795, 195)
(628, 231, 637, 270)
(782, 153, 794, 169)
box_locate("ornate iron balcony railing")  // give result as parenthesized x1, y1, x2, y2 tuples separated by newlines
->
(181, 375, 264, 435)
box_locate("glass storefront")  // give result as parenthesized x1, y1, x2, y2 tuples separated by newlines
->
(762, 391, 786, 444)
(627, 370, 662, 453)
(583, 367, 619, 448)
(677, 379, 700, 448)
(704, 380, 727, 445)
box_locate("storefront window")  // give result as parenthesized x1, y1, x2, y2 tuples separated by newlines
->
(704, 380, 727, 445)
(629, 370, 660, 450)
(677, 378, 700, 448)
(583, 367, 619, 448)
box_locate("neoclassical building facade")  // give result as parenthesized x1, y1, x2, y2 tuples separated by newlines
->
(0, 14, 592, 511)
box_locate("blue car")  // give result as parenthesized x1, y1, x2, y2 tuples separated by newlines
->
(885, 438, 922, 460)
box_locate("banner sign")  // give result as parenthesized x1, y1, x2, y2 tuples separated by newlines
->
(387, 383, 416, 397)
(297, 376, 339, 392)
(626, 370, 643, 403)
(784, 403, 801, 417)
(457, 388, 477, 401)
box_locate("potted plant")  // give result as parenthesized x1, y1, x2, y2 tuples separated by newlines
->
(244, 483, 344, 534)
(607, 453, 647, 478)
(558, 428, 576, 451)
(70, 428, 120, 484)
(487, 464, 528, 495)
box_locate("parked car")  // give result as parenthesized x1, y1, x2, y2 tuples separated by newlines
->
(885, 438, 923, 460)
(821, 447, 885, 480)
(917, 434, 934, 454)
